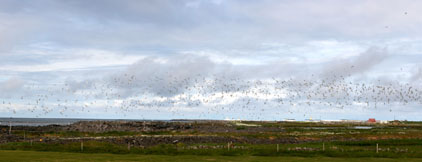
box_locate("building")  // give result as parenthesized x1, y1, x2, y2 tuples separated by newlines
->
(367, 118, 376, 123)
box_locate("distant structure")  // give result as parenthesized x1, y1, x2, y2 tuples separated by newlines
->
(281, 118, 392, 124)
(367, 118, 376, 123)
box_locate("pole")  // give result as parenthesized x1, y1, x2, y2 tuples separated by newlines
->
(227, 142, 230, 151)
(323, 143, 325, 151)
(81, 141, 84, 152)
(8, 121, 12, 135)
(128, 142, 131, 151)
(376, 143, 379, 153)
(277, 144, 279, 152)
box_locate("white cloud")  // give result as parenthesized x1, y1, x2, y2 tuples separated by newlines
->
(0, 48, 144, 72)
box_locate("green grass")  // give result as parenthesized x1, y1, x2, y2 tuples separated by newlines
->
(1, 150, 422, 162)
(2, 139, 422, 158)
(3, 121, 422, 160)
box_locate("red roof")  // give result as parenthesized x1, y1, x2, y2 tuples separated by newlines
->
(368, 118, 376, 123)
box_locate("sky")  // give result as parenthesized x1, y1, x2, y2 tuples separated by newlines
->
(1, 0, 422, 121)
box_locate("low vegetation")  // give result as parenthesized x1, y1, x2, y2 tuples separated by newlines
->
(3, 150, 422, 162)
(1, 120, 422, 159)
(1, 139, 422, 158)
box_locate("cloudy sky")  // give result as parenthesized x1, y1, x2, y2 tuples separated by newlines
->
(1, 0, 422, 120)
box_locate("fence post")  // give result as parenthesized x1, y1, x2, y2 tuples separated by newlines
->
(8, 122, 12, 135)
(376, 143, 378, 153)
(81, 141, 84, 152)
(323, 143, 325, 151)
(128, 142, 131, 151)
(277, 144, 279, 152)
(227, 142, 230, 151)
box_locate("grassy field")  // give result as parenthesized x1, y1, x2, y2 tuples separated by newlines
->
(2, 121, 422, 159)
(1, 150, 421, 162)
(2, 139, 422, 158)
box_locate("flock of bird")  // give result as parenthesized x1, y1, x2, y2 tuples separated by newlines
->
(1, 69, 421, 119)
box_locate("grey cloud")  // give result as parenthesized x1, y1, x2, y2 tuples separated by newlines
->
(109, 54, 314, 97)
(98, 47, 389, 99)
(322, 47, 389, 78)
(4, 0, 422, 53)
(65, 78, 96, 93)
(109, 54, 217, 97)
(0, 77, 25, 96)
(0, 14, 42, 53)
(411, 67, 422, 82)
